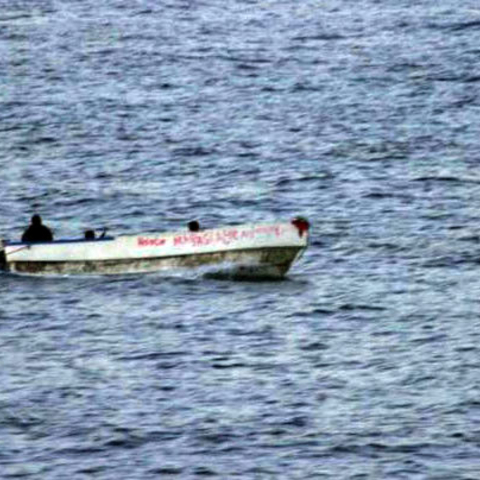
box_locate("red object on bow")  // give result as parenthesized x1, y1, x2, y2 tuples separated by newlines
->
(291, 217, 310, 237)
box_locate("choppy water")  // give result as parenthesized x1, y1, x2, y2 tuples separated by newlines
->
(2, 0, 480, 478)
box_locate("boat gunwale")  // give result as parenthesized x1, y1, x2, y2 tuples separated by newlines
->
(4, 237, 115, 247)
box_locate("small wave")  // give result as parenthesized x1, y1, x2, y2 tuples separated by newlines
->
(236, 62, 260, 71)
(363, 191, 396, 199)
(117, 351, 186, 361)
(299, 341, 329, 352)
(293, 33, 345, 42)
(291, 82, 323, 92)
(280, 416, 309, 428)
(132, 8, 154, 16)
(292, 307, 334, 318)
(430, 19, 480, 32)
(77, 466, 109, 475)
(414, 175, 480, 184)
(326, 441, 441, 456)
(33, 136, 58, 145)
(433, 75, 480, 83)
(412, 333, 448, 345)
(211, 362, 246, 369)
(275, 172, 333, 186)
(245, 467, 276, 475)
(172, 146, 218, 157)
(338, 303, 386, 312)
(193, 466, 218, 476)
(148, 467, 184, 475)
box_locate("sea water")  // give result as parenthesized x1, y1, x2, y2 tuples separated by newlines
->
(1, 0, 480, 478)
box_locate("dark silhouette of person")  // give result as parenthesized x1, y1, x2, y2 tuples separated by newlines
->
(188, 220, 200, 232)
(22, 215, 54, 243)
(84, 230, 95, 240)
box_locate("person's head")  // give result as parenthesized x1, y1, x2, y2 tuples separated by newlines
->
(31, 214, 42, 226)
(84, 230, 95, 240)
(188, 220, 200, 232)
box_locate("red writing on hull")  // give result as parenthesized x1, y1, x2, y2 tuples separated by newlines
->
(174, 229, 240, 247)
(137, 237, 166, 247)
(173, 226, 284, 248)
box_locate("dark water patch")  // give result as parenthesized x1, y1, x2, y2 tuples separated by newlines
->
(155, 361, 182, 370)
(1, 412, 44, 431)
(363, 191, 395, 199)
(430, 19, 480, 32)
(290, 307, 334, 318)
(280, 416, 310, 428)
(211, 362, 246, 369)
(148, 466, 184, 475)
(309, 239, 324, 248)
(0, 101, 27, 111)
(219, 54, 271, 65)
(261, 85, 283, 93)
(432, 75, 480, 83)
(413, 175, 477, 184)
(338, 303, 386, 312)
(292, 33, 345, 42)
(291, 82, 324, 92)
(245, 467, 277, 475)
(192, 466, 218, 476)
(0, 31, 30, 41)
(463, 76, 480, 83)
(366, 241, 406, 252)
(77, 466, 109, 475)
(158, 82, 176, 90)
(422, 253, 480, 268)
(117, 351, 187, 361)
(275, 172, 333, 187)
(132, 8, 154, 16)
(299, 341, 329, 352)
(104, 436, 144, 450)
(171, 146, 218, 158)
(325, 441, 446, 457)
(195, 432, 239, 445)
(387, 61, 424, 73)
(236, 62, 260, 71)
(457, 400, 480, 410)
(454, 345, 477, 353)
(0, 13, 33, 22)
(55, 446, 107, 456)
(31, 136, 58, 145)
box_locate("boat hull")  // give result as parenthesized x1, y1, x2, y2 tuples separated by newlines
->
(1, 221, 309, 279)
(7, 247, 302, 279)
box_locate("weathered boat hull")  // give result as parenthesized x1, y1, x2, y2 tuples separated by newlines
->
(1, 220, 309, 279)
(7, 247, 302, 279)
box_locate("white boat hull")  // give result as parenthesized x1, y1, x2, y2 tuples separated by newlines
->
(1, 220, 309, 279)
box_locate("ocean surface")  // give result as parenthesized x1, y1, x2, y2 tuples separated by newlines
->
(2, 0, 480, 478)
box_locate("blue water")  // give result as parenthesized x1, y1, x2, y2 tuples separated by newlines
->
(2, 1, 480, 478)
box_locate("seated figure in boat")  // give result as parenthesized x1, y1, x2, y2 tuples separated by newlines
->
(22, 214, 54, 243)
(188, 220, 200, 232)
(84, 229, 95, 240)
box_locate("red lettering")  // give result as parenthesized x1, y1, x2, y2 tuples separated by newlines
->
(138, 237, 166, 247)
(174, 235, 186, 246)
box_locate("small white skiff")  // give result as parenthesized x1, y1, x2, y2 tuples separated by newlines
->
(0, 218, 310, 279)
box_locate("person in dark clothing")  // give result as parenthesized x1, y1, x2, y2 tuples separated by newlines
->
(188, 220, 200, 232)
(84, 229, 95, 240)
(22, 215, 54, 243)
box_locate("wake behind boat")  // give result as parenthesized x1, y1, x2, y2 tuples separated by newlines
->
(0, 218, 310, 279)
